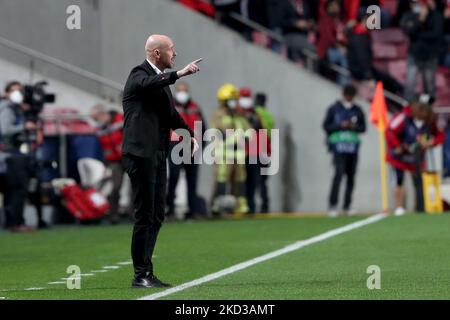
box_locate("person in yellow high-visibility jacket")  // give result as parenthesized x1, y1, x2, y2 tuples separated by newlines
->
(210, 83, 251, 215)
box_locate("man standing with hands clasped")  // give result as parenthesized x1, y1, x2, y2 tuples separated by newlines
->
(323, 84, 366, 217)
(122, 34, 201, 288)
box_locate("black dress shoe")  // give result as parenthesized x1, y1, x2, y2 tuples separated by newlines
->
(131, 277, 153, 288)
(146, 275, 172, 288)
(131, 275, 172, 288)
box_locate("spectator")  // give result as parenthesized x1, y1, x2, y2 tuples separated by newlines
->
(166, 82, 206, 220)
(212, 0, 248, 35)
(90, 104, 127, 224)
(401, 0, 444, 102)
(323, 84, 366, 217)
(393, 0, 413, 26)
(316, 0, 350, 85)
(385, 95, 444, 215)
(347, 10, 404, 95)
(0, 81, 36, 232)
(242, 0, 270, 28)
(254, 92, 275, 213)
(347, 0, 391, 27)
(267, 0, 317, 62)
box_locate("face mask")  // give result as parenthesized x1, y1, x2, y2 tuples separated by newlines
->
(227, 100, 237, 109)
(414, 119, 424, 128)
(342, 101, 353, 109)
(175, 91, 190, 105)
(239, 97, 253, 109)
(10, 90, 24, 104)
(413, 4, 422, 14)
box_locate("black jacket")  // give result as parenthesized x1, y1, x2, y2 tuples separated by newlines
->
(323, 101, 366, 136)
(122, 61, 193, 158)
(347, 28, 374, 81)
(266, 0, 314, 34)
(400, 10, 444, 60)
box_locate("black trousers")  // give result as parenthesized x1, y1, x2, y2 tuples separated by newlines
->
(328, 153, 358, 210)
(246, 161, 270, 213)
(122, 151, 167, 279)
(259, 164, 269, 213)
(246, 162, 260, 214)
(3, 154, 29, 228)
(166, 159, 198, 216)
(106, 161, 125, 220)
(394, 168, 424, 212)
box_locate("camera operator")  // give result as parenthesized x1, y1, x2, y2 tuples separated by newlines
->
(0, 81, 37, 232)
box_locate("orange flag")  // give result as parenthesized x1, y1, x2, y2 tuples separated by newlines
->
(369, 81, 388, 130)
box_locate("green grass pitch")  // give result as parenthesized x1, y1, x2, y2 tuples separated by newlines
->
(1, 214, 450, 300)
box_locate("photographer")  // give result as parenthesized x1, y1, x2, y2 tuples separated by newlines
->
(0, 81, 37, 232)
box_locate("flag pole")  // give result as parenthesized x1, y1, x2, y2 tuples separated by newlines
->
(378, 117, 389, 213)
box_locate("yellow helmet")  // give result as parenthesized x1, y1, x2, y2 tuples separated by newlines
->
(217, 83, 239, 102)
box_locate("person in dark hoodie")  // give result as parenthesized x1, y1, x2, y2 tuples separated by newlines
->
(323, 84, 366, 217)
(347, 10, 404, 96)
(401, 0, 444, 102)
(267, 0, 317, 62)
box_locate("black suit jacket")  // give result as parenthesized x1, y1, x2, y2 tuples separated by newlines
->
(122, 60, 194, 158)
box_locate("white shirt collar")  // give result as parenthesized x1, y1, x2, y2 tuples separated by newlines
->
(146, 59, 163, 74)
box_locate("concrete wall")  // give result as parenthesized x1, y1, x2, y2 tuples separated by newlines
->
(0, 0, 389, 212)
(0, 0, 102, 93)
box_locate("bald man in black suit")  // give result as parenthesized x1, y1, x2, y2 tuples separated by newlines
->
(122, 34, 201, 288)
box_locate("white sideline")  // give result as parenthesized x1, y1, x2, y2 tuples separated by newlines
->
(139, 213, 387, 300)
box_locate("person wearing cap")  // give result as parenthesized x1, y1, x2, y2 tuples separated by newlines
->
(386, 94, 444, 215)
(210, 83, 251, 216)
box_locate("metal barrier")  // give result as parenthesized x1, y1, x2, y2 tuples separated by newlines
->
(0, 36, 124, 92)
(227, 12, 450, 111)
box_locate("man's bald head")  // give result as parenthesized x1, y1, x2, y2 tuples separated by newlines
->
(145, 34, 176, 70)
(145, 34, 172, 53)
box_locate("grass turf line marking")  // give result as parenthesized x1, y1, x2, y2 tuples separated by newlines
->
(103, 266, 120, 269)
(24, 287, 45, 291)
(91, 270, 109, 273)
(48, 281, 66, 285)
(139, 213, 387, 300)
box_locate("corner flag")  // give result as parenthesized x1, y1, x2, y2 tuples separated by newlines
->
(369, 82, 388, 130)
(369, 81, 389, 213)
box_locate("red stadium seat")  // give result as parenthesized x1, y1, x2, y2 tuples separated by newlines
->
(371, 28, 407, 44)
(372, 42, 399, 59)
(251, 31, 270, 48)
